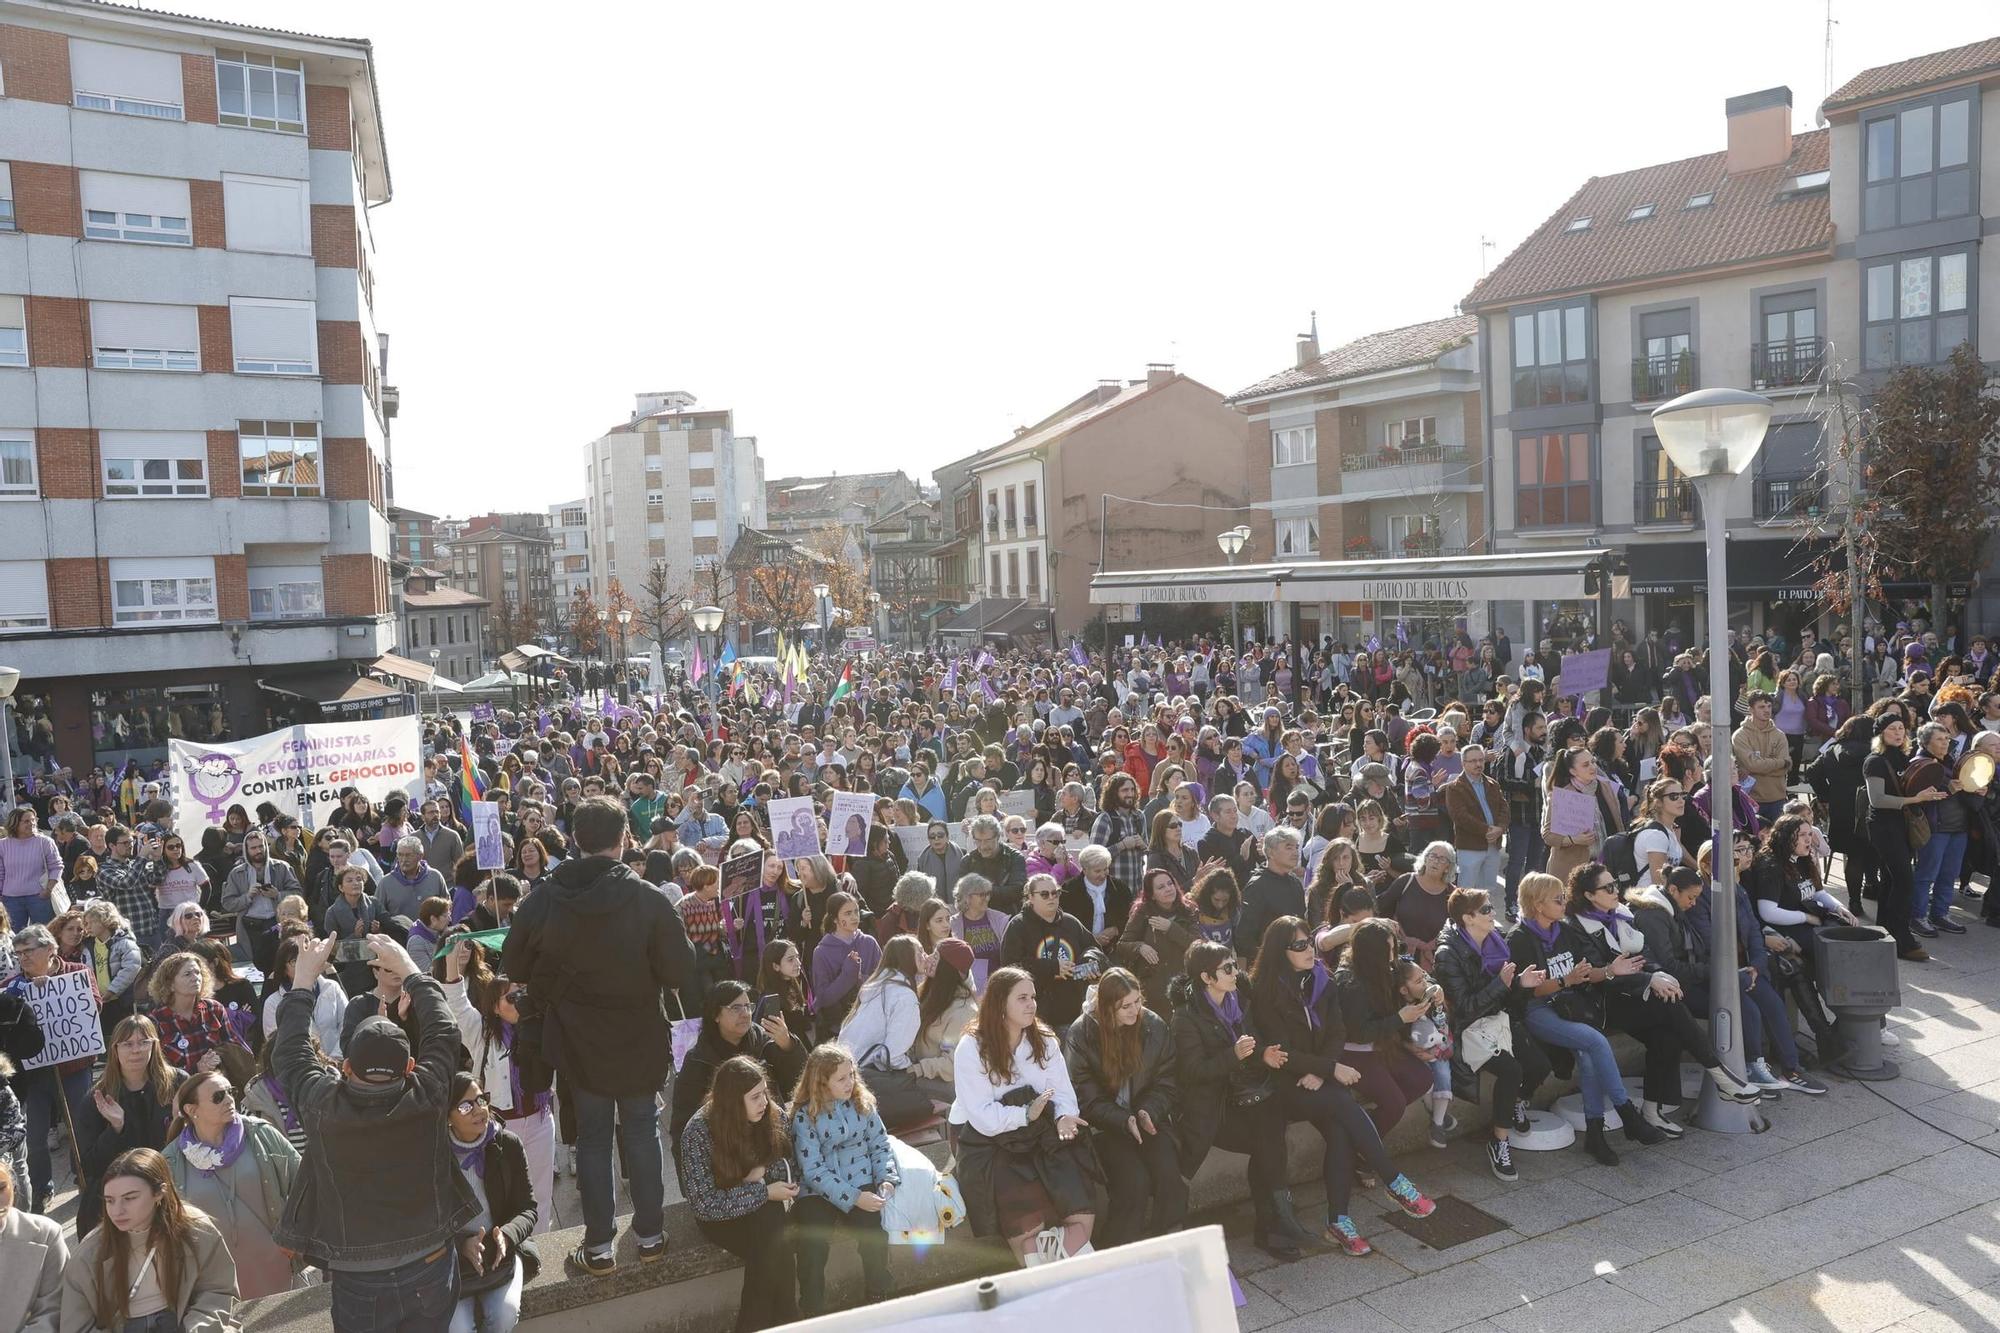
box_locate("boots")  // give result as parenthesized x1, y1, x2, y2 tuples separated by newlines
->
(1618, 1103, 1666, 1145)
(1270, 1189, 1313, 1247)
(1252, 1192, 1302, 1261)
(1584, 1116, 1621, 1165)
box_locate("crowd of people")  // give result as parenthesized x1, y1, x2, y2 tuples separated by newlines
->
(0, 613, 1987, 1331)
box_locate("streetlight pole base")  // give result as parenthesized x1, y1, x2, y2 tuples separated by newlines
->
(1694, 1076, 1766, 1134)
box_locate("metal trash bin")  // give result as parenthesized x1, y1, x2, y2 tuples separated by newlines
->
(1815, 925, 1901, 1081)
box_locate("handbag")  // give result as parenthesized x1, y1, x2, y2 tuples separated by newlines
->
(1550, 982, 1605, 1029)
(882, 1133, 965, 1245)
(1459, 1012, 1514, 1072)
(1900, 761, 1934, 850)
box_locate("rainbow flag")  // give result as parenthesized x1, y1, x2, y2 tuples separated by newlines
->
(457, 736, 486, 822)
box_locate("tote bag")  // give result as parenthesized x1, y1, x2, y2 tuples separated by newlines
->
(881, 1133, 964, 1245)
(1459, 1012, 1513, 1072)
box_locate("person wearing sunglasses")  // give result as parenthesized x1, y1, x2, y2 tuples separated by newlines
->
(1630, 780, 1690, 887)
(162, 1068, 300, 1299)
(1001, 874, 1096, 1030)
(1433, 887, 1547, 1182)
(443, 936, 557, 1237)
(446, 1072, 541, 1333)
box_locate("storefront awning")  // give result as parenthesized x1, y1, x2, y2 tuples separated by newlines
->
(259, 672, 405, 707)
(496, 645, 575, 673)
(1090, 549, 1601, 607)
(369, 652, 436, 687)
(937, 598, 1024, 635)
(980, 602, 1053, 640)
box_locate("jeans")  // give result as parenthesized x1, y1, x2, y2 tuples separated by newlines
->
(1280, 1081, 1395, 1220)
(1525, 1000, 1624, 1118)
(573, 1087, 665, 1252)
(329, 1246, 458, 1333)
(1092, 1122, 1188, 1247)
(1756, 799, 1790, 827)
(1912, 828, 1967, 924)
(699, 1202, 799, 1332)
(2, 894, 53, 930)
(794, 1194, 890, 1315)
(19, 1065, 90, 1212)
(449, 1261, 523, 1333)
(1742, 973, 1800, 1071)
(1502, 823, 1546, 917)
(1458, 847, 1503, 892)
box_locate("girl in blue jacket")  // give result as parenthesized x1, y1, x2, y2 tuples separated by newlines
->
(789, 1043, 901, 1316)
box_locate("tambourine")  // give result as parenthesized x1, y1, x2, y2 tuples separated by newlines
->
(1957, 750, 1995, 795)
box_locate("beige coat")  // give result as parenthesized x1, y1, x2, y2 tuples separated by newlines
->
(0, 1207, 67, 1333)
(910, 991, 977, 1082)
(60, 1211, 239, 1333)
(1731, 716, 1791, 803)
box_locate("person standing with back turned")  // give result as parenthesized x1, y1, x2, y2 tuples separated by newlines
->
(503, 795, 694, 1278)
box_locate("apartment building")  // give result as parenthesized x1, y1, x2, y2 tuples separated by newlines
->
(765, 469, 919, 563)
(387, 504, 438, 568)
(400, 565, 485, 688)
(866, 499, 964, 648)
(584, 390, 766, 605)
(0, 0, 398, 777)
(448, 512, 553, 646)
(1463, 36, 2000, 647)
(546, 496, 588, 641)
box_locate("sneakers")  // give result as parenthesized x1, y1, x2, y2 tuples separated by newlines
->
(1707, 1065, 1762, 1105)
(1640, 1101, 1685, 1138)
(1932, 917, 1967, 934)
(1619, 1105, 1666, 1145)
(1747, 1058, 1789, 1093)
(1513, 1098, 1533, 1134)
(1783, 1069, 1828, 1096)
(1429, 1120, 1450, 1149)
(635, 1235, 667, 1263)
(566, 1249, 616, 1279)
(1912, 919, 1939, 939)
(1385, 1174, 1436, 1219)
(1325, 1215, 1372, 1257)
(1488, 1137, 1519, 1183)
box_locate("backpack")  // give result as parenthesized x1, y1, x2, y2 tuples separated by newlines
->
(1601, 819, 1657, 888)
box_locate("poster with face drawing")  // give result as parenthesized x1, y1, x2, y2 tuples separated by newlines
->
(769, 796, 823, 861)
(471, 802, 505, 870)
(825, 792, 875, 857)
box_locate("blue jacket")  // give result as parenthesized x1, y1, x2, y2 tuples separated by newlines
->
(1687, 879, 1770, 972)
(791, 1099, 900, 1213)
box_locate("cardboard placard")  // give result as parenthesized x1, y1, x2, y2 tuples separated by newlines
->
(768, 796, 823, 860)
(471, 801, 506, 870)
(825, 791, 876, 857)
(21, 969, 103, 1070)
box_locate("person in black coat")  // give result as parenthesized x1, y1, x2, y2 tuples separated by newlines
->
(1002, 875, 1096, 1030)
(73, 1014, 184, 1236)
(1165, 942, 1304, 1261)
(668, 980, 806, 1154)
(1802, 714, 1878, 913)
(1245, 915, 1431, 1257)
(447, 1071, 541, 1331)
(1058, 850, 1133, 949)
(1062, 969, 1184, 1247)
(1431, 889, 1545, 1184)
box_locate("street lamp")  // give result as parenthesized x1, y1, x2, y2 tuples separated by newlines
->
(812, 581, 832, 650)
(1216, 524, 1252, 651)
(692, 604, 725, 704)
(867, 589, 882, 650)
(680, 597, 695, 687)
(426, 648, 441, 721)
(1653, 386, 1773, 1135)
(0, 665, 19, 820)
(615, 608, 633, 705)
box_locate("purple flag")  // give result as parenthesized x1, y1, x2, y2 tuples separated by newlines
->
(1070, 639, 1088, 667)
(980, 674, 998, 703)
(978, 649, 994, 670)
(940, 658, 958, 691)
(691, 639, 706, 684)
(536, 710, 552, 735)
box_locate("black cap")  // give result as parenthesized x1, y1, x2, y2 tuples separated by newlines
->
(346, 1017, 411, 1081)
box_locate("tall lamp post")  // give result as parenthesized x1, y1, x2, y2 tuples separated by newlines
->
(615, 608, 632, 705)
(1216, 524, 1251, 651)
(680, 597, 695, 688)
(0, 665, 19, 820)
(692, 604, 724, 705)
(426, 648, 441, 721)
(812, 582, 832, 651)
(1652, 386, 1772, 1135)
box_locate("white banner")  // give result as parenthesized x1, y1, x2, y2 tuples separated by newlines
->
(169, 717, 424, 832)
(22, 969, 103, 1070)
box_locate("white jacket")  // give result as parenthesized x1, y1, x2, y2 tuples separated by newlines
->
(262, 979, 345, 1059)
(443, 977, 522, 1113)
(839, 976, 921, 1072)
(949, 1030, 1079, 1136)
(1572, 906, 1648, 957)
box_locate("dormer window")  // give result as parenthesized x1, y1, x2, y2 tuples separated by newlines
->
(1686, 191, 1714, 209)
(1565, 217, 1592, 232)
(1626, 204, 1655, 221)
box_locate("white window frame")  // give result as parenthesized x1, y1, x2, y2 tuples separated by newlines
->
(229, 297, 317, 375)
(215, 49, 305, 135)
(69, 39, 183, 121)
(0, 434, 36, 498)
(1387, 416, 1438, 447)
(247, 565, 324, 621)
(110, 557, 217, 626)
(1275, 516, 1319, 556)
(0, 560, 49, 631)
(74, 88, 181, 119)
(1271, 425, 1316, 468)
(0, 163, 15, 232)
(91, 302, 199, 372)
(0, 295, 24, 367)
(101, 431, 207, 498)
(238, 419, 321, 496)
(83, 206, 190, 246)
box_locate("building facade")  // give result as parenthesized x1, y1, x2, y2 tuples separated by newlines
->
(387, 504, 437, 568)
(447, 513, 552, 647)
(0, 0, 398, 777)
(400, 566, 485, 687)
(584, 390, 765, 608)
(546, 496, 588, 642)
(764, 470, 918, 564)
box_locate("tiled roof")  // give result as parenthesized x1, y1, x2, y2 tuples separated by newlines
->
(1229, 315, 1478, 401)
(403, 585, 488, 609)
(1461, 131, 1832, 311)
(1823, 36, 2000, 112)
(971, 381, 1154, 469)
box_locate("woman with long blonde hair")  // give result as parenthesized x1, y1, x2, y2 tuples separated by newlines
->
(787, 1044, 898, 1315)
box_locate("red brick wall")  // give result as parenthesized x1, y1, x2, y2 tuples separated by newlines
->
(12, 162, 80, 237)
(190, 178, 225, 249)
(0, 24, 72, 104)
(207, 429, 241, 498)
(36, 428, 97, 499)
(317, 320, 364, 384)
(323, 553, 386, 616)
(305, 84, 350, 150)
(323, 436, 369, 501)
(197, 305, 232, 373)
(26, 296, 89, 368)
(48, 557, 108, 629)
(213, 554, 247, 621)
(310, 204, 357, 267)
(180, 53, 217, 124)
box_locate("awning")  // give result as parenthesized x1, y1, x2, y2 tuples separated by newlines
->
(497, 645, 574, 673)
(937, 598, 1025, 635)
(1625, 541, 1708, 596)
(1090, 550, 1601, 606)
(259, 672, 404, 707)
(369, 652, 436, 686)
(981, 602, 1053, 640)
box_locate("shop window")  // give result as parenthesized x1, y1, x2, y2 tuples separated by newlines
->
(91, 684, 229, 772)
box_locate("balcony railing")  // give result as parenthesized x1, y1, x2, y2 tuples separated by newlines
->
(1751, 337, 1824, 391)
(1340, 443, 1470, 472)
(1340, 540, 1471, 561)
(1633, 479, 1698, 527)
(1754, 473, 1826, 521)
(1632, 352, 1698, 402)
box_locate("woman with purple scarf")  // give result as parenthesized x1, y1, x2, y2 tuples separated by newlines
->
(1432, 886, 1549, 1183)
(162, 1068, 300, 1298)
(443, 936, 557, 1232)
(448, 1071, 541, 1333)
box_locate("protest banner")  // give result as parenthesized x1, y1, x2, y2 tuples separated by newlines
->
(894, 825, 931, 864)
(999, 790, 1037, 820)
(1558, 648, 1613, 696)
(22, 969, 104, 1070)
(471, 702, 496, 722)
(472, 801, 506, 869)
(170, 717, 424, 833)
(825, 791, 876, 857)
(719, 848, 764, 904)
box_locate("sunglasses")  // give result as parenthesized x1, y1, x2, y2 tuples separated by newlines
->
(1285, 938, 1313, 953)
(1215, 961, 1238, 975)
(1473, 904, 1496, 916)
(1662, 791, 1686, 801)
(201, 1086, 233, 1107)
(1031, 889, 1062, 901)
(1592, 881, 1618, 894)
(504, 987, 527, 1010)
(454, 1094, 492, 1115)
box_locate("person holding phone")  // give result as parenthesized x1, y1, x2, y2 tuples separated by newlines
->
(221, 829, 301, 974)
(445, 1072, 540, 1333)
(678, 1055, 800, 1332)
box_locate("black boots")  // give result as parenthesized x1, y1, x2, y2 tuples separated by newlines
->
(1252, 1190, 1306, 1261)
(1584, 1116, 1620, 1165)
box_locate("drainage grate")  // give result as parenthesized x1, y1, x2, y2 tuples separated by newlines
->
(1378, 1196, 1510, 1250)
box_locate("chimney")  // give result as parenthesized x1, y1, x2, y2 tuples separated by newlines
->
(1295, 309, 1320, 368)
(1096, 378, 1123, 404)
(1725, 86, 1793, 175)
(1146, 362, 1175, 387)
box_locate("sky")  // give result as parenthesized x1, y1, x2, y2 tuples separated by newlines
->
(158, 0, 2000, 516)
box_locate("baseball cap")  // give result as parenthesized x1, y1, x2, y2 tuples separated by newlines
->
(346, 1017, 412, 1081)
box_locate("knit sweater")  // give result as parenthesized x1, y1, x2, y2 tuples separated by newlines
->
(677, 1106, 786, 1222)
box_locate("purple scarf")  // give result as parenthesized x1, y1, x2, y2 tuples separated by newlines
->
(1522, 916, 1563, 949)
(1297, 962, 1334, 1030)
(1578, 908, 1624, 933)
(1205, 988, 1243, 1036)
(1476, 928, 1512, 976)
(259, 1075, 299, 1136)
(452, 1120, 498, 1178)
(175, 1116, 246, 1173)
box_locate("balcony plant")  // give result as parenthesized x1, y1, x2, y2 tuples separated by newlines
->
(1344, 533, 1375, 555)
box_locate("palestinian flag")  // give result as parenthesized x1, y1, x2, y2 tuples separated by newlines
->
(828, 662, 854, 705)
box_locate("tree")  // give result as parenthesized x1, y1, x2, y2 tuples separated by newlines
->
(569, 585, 603, 660)
(491, 596, 518, 656)
(641, 560, 693, 663)
(605, 576, 639, 665)
(515, 587, 540, 646)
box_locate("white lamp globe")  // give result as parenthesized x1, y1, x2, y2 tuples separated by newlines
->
(1650, 388, 1774, 479)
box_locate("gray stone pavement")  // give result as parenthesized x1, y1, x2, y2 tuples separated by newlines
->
(1223, 891, 2000, 1333)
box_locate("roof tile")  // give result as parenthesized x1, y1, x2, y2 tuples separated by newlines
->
(1230, 314, 1477, 401)
(1823, 35, 2000, 112)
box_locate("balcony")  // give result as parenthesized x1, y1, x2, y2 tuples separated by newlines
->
(1631, 352, 1698, 403)
(1633, 479, 1698, 527)
(1337, 443, 1475, 499)
(1751, 337, 1824, 391)
(1340, 536, 1471, 561)
(1754, 473, 1826, 521)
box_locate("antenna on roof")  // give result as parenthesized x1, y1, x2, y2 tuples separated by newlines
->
(1480, 236, 1497, 275)
(1821, 0, 1838, 116)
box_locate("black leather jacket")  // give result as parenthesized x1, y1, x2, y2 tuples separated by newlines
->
(1064, 1008, 1177, 1134)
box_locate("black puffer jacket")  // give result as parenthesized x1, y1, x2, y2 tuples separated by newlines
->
(1433, 921, 1525, 1100)
(1247, 962, 1347, 1080)
(1165, 975, 1269, 1177)
(1063, 1008, 1177, 1134)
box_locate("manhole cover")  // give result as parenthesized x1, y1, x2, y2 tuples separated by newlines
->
(1378, 1196, 1510, 1250)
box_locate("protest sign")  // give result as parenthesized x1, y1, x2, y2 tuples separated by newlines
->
(999, 790, 1037, 820)
(471, 801, 506, 869)
(719, 848, 764, 904)
(894, 825, 931, 863)
(825, 791, 876, 857)
(769, 796, 822, 860)
(170, 717, 423, 833)
(1548, 787, 1598, 838)
(471, 702, 495, 722)
(22, 969, 103, 1070)
(1558, 649, 1613, 696)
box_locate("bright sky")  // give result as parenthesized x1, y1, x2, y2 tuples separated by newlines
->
(161, 0, 2000, 516)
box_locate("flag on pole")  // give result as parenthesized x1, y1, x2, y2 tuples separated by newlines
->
(719, 641, 737, 669)
(456, 736, 486, 823)
(1070, 639, 1088, 667)
(691, 639, 706, 684)
(828, 662, 854, 706)
(940, 658, 958, 692)
(978, 648, 995, 670)
(776, 631, 789, 667)
(980, 673, 998, 704)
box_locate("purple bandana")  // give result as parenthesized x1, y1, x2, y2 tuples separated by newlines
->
(1522, 917, 1563, 949)
(452, 1120, 498, 1178)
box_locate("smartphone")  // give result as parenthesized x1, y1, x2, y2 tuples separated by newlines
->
(754, 993, 782, 1025)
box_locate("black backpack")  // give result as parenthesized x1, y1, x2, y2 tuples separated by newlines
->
(1602, 818, 1657, 888)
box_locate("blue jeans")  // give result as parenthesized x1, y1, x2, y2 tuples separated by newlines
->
(1743, 974, 1799, 1071)
(574, 1087, 665, 1253)
(1525, 1000, 1623, 1118)
(1912, 829, 1967, 924)
(329, 1246, 458, 1333)
(449, 1262, 522, 1333)
(2, 894, 53, 930)
(1502, 823, 1546, 916)
(1458, 847, 1503, 892)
